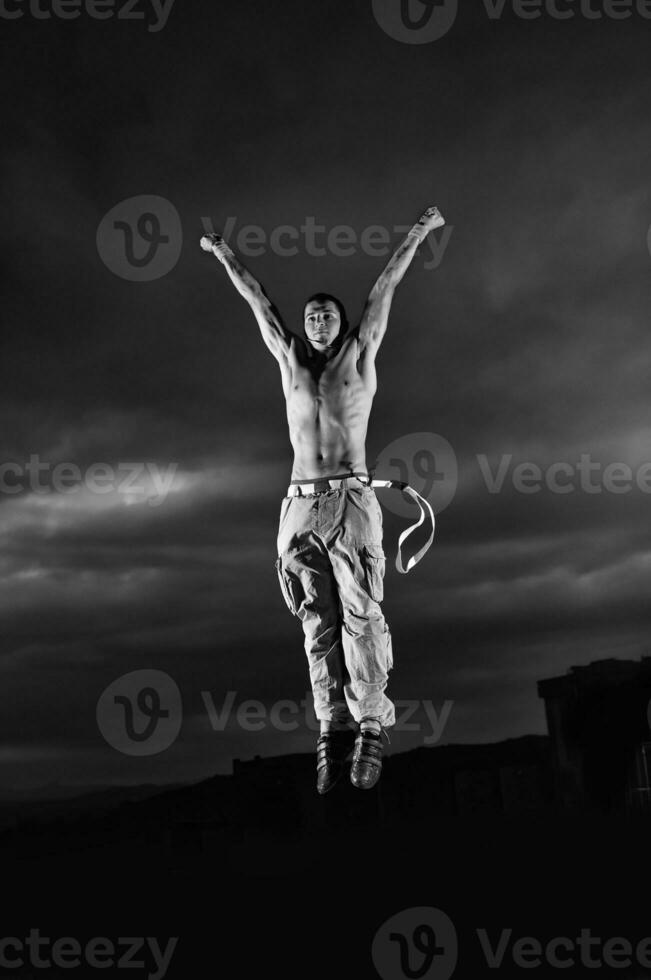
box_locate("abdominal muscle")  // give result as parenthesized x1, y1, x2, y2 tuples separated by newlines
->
(283, 338, 376, 481)
(288, 412, 369, 481)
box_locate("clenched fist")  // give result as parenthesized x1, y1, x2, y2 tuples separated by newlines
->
(200, 232, 234, 263)
(409, 206, 446, 242)
(420, 206, 445, 231)
(201, 233, 223, 251)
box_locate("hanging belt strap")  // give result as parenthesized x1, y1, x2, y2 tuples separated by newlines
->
(365, 478, 435, 574)
(286, 474, 436, 574)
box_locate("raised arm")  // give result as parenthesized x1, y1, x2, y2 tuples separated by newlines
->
(357, 206, 446, 354)
(200, 232, 291, 363)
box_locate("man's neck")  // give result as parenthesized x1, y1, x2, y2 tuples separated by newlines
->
(309, 342, 340, 361)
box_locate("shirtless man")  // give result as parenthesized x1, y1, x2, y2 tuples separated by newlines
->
(200, 206, 445, 793)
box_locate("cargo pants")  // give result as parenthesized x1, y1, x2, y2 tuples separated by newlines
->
(275, 476, 395, 729)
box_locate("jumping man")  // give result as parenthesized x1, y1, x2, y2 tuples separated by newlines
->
(200, 206, 445, 794)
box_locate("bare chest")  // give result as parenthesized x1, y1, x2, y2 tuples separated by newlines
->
(285, 340, 374, 418)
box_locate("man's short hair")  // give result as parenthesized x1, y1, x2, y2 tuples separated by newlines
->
(303, 293, 349, 338)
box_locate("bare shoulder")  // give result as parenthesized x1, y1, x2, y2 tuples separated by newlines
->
(338, 325, 363, 359)
(347, 324, 378, 363)
(269, 328, 306, 365)
(286, 331, 311, 364)
(277, 331, 308, 394)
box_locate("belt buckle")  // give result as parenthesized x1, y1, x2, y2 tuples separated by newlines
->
(313, 479, 330, 493)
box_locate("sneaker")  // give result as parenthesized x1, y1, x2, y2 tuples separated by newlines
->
(350, 728, 386, 790)
(316, 730, 354, 795)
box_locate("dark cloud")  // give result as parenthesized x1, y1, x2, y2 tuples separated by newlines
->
(1, 2, 650, 794)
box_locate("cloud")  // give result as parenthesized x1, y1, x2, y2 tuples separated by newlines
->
(1, 2, 650, 794)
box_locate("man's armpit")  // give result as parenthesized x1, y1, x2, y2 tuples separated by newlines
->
(286, 331, 313, 365)
(356, 343, 378, 389)
(356, 329, 381, 359)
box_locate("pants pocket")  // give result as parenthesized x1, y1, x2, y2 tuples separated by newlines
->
(275, 556, 300, 616)
(361, 544, 386, 603)
(362, 486, 383, 524)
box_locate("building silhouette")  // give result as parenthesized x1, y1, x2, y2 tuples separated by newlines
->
(4, 657, 650, 866)
(225, 655, 651, 827)
(538, 656, 651, 813)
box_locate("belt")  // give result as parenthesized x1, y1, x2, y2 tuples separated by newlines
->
(287, 472, 370, 494)
(286, 472, 435, 575)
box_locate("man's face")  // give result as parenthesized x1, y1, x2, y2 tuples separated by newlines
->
(304, 300, 342, 351)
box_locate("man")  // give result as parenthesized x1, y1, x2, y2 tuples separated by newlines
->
(200, 206, 445, 793)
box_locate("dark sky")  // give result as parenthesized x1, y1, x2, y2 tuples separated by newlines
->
(2, 0, 651, 794)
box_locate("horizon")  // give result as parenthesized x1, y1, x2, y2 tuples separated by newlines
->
(2, 2, 651, 797)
